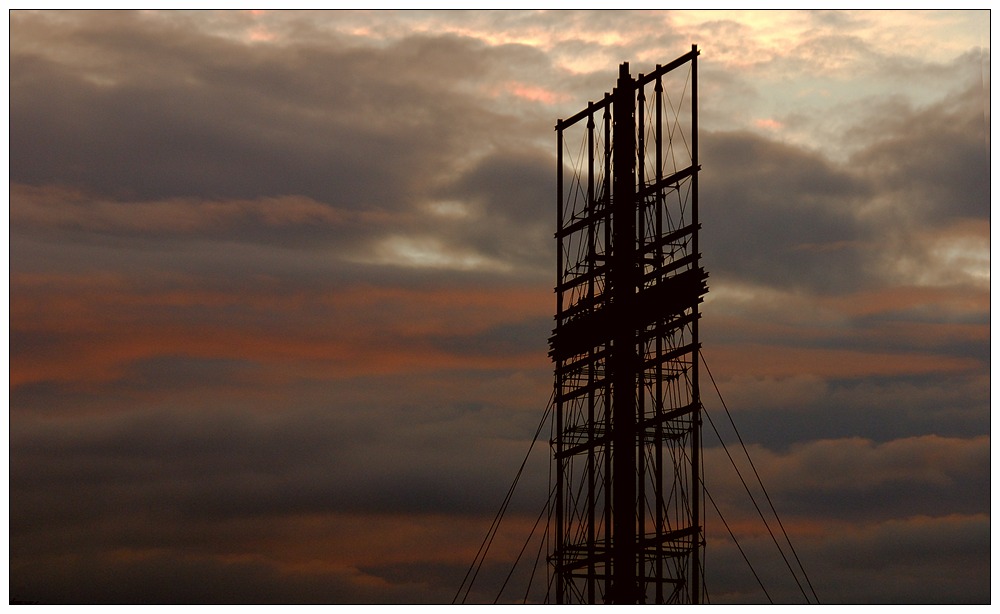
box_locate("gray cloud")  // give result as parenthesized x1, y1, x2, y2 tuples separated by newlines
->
(700, 73, 987, 297)
(704, 371, 989, 450)
(10, 11, 564, 285)
(706, 434, 988, 522)
(10, 370, 550, 524)
(11, 35, 462, 208)
(10, 12, 544, 212)
(11, 545, 451, 604)
(700, 130, 872, 293)
(703, 512, 989, 604)
(9, 10, 989, 606)
(851, 84, 990, 223)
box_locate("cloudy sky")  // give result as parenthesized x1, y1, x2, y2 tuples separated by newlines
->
(9, 9, 990, 604)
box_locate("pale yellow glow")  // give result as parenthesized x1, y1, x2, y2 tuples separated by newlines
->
(361, 236, 513, 273)
(425, 200, 472, 219)
(887, 221, 990, 289)
(247, 26, 276, 42)
(926, 237, 990, 286)
(509, 82, 567, 104)
(753, 118, 783, 131)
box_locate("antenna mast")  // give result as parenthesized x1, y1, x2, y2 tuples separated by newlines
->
(549, 45, 706, 604)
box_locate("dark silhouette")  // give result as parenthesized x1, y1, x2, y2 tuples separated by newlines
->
(548, 46, 707, 604)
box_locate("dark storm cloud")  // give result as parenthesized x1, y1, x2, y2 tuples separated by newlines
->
(15, 11, 984, 288)
(701, 72, 987, 294)
(431, 147, 554, 270)
(10, 403, 534, 520)
(704, 372, 989, 449)
(10, 10, 567, 279)
(444, 148, 552, 224)
(700, 130, 871, 293)
(9, 365, 551, 602)
(699, 432, 989, 604)
(705, 433, 989, 522)
(10, 30, 452, 207)
(851, 84, 990, 223)
(704, 512, 989, 604)
(10, 380, 551, 604)
(12, 550, 432, 604)
(10, 11, 543, 211)
(812, 513, 990, 604)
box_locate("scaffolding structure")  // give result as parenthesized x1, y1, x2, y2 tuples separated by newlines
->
(548, 46, 707, 604)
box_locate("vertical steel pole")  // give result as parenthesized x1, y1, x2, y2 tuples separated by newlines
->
(635, 77, 647, 603)
(549, 50, 703, 605)
(610, 62, 638, 605)
(555, 122, 565, 606)
(602, 100, 613, 599)
(689, 44, 702, 605)
(586, 105, 597, 605)
(653, 69, 665, 605)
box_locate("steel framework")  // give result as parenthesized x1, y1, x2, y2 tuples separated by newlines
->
(548, 46, 707, 604)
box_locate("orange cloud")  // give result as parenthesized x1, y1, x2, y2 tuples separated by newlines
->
(504, 82, 568, 105)
(820, 284, 989, 318)
(753, 118, 783, 130)
(10, 273, 552, 389)
(10, 183, 372, 234)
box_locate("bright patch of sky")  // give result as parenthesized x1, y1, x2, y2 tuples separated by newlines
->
(360, 235, 514, 273)
(217, 10, 989, 158)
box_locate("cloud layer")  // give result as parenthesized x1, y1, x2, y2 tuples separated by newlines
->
(9, 9, 990, 605)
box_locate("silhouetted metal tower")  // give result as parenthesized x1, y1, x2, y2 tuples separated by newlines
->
(548, 46, 707, 604)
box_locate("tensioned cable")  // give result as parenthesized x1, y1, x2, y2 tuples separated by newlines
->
(494, 487, 552, 603)
(700, 350, 820, 604)
(668, 413, 766, 603)
(521, 498, 551, 603)
(702, 394, 810, 602)
(455, 357, 817, 603)
(453, 390, 554, 604)
(703, 481, 773, 603)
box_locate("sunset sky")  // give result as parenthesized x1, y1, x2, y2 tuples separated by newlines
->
(9, 10, 991, 604)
